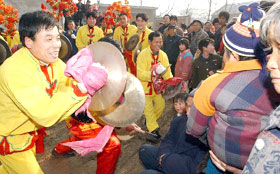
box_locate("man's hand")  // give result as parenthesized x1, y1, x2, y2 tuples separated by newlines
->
(209, 150, 242, 174)
(125, 123, 145, 134)
(152, 63, 167, 76)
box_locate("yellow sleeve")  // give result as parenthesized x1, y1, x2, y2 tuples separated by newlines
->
(113, 27, 121, 43)
(97, 27, 104, 40)
(10, 32, 21, 48)
(76, 26, 86, 51)
(137, 50, 153, 82)
(161, 51, 173, 80)
(2, 62, 86, 127)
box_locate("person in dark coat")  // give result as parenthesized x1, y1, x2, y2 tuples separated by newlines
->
(63, 20, 78, 57)
(138, 93, 208, 174)
(163, 25, 181, 75)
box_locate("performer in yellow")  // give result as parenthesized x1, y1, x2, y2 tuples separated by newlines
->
(0, 11, 106, 174)
(100, 17, 113, 36)
(133, 13, 153, 51)
(76, 12, 104, 50)
(113, 13, 137, 49)
(137, 31, 173, 143)
(10, 30, 21, 49)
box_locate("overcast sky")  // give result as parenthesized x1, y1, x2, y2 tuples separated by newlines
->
(74, 0, 260, 15)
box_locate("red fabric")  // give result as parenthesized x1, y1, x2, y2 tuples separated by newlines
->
(124, 50, 137, 76)
(56, 119, 121, 174)
(71, 82, 88, 97)
(218, 35, 224, 54)
(153, 77, 183, 94)
(0, 128, 47, 155)
(35, 127, 47, 154)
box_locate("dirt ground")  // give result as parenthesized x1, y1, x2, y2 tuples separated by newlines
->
(36, 99, 176, 174)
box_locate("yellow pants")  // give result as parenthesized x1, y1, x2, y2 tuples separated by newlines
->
(0, 147, 43, 174)
(144, 94, 165, 132)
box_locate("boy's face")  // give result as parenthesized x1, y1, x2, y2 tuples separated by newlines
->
(87, 16, 96, 27)
(203, 42, 214, 54)
(185, 97, 193, 115)
(119, 15, 128, 27)
(218, 16, 227, 25)
(174, 99, 186, 115)
(267, 25, 280, 94)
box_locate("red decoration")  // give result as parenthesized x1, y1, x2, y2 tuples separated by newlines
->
(0, 0, 19, 37)
(104, 1, 131, 29)
(41, 0, 77, 21)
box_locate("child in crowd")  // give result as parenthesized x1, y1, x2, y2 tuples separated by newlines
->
(173, 93, 187, 117)
(139, 92, 207, 174)
(190, 38, 222, 89)
(174, 38, 193, 93)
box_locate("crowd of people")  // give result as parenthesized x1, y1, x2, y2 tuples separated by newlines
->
(0, 0, 280, 174)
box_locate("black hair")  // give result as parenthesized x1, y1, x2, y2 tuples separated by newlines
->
(179, 38, 189, 49)
(212, 18, 219, 25)
(181, 23, 187, 30)
(119, 13, 128, 18)
(168, 25, 176, 30)
(218, 11, 230, 21)
(99, 17, 105, 22)
(98, 37, 122, 53)
(19, 11, 58, 47)
(192, 20, 203, 28)
(163, 14, 170, 18)
(86, 12, 97, 19)
(67, 19, 75, 25)
(260, 1, 276, 12)
(198, 38, 214, 51)
(136, 13, 148, 22)
(170, 15, 178, 21)
(148, 31, 162, 42)
(173, 93, 188, 103)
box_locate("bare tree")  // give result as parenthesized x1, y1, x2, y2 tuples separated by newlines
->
(159, 0, 175, 16)
(185, 0, 193, 16)
(207, 0, 213, 21)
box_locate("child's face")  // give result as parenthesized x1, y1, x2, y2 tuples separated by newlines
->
(267, 25, 280, 94)
(174, 99, 186, 115)
(185, 97, 193, 115)
(179, 43, 186, 52)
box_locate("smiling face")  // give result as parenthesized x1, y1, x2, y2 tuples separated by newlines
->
(119, 15, 128, 27)
(266, 25, 280, 94)
(136, 17, 147, 30)
(149, 36, 163, 53)
(87, 16, 96, 27)
(26, 26, 61, 64)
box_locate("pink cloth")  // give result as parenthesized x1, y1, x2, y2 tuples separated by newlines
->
(65, 47, 94, 83)
(62, 125, 114, 156)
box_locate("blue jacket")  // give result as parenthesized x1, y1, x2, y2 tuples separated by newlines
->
(157, 115, 208, 174)
(64, 30, 78, 57)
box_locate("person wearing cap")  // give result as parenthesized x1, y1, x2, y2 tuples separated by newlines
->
(186, 2, 278, 171)
(162, 15, 184, 39)
(0, 11, 108, 173)
(163, 25, 181, 75)
(137, 31, 173, 142)
(76, 12, 104, 51)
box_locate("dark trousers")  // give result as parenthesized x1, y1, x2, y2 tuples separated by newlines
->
(139, 144, 162, 174)
(139, 144, 198, 174)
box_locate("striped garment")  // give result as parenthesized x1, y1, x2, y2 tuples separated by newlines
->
(186, 59, 277, 169)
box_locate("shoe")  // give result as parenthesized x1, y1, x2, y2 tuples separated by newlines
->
(146, 129, 161, 144)
(51, 148, 76, 158)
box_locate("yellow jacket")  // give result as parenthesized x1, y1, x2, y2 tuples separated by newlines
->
(137, 47, 173, 95)
(0, 47, 87, 137)
(102, 28, 113, 36)
(113, 24, 137, 49)
(132, 27, 153, 51)
(76, 25, 104, 50)
(10, 31, 21, 49)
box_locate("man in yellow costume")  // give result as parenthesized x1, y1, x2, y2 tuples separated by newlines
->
(137, 31, 173, 143)
(76, 12, 104, 50)
(133, 13, 153, 51)
(113, 13, 137, 75)
(0, 11, 107, 174)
